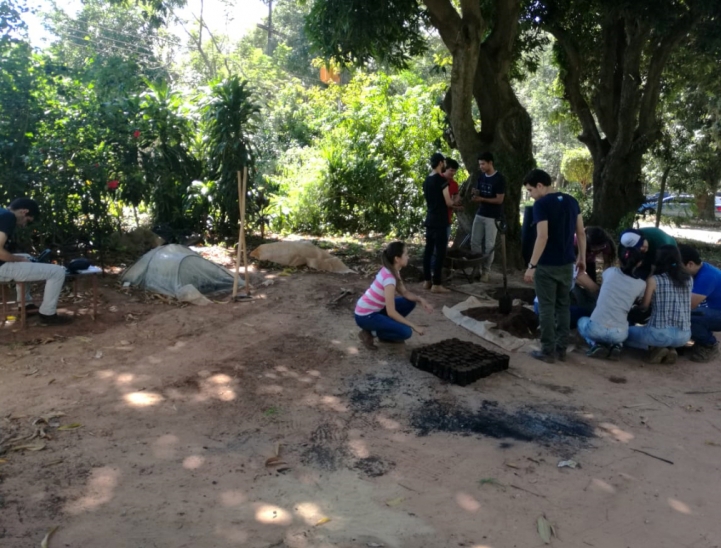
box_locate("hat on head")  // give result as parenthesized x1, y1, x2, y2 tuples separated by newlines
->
(620, 229, 645, 249)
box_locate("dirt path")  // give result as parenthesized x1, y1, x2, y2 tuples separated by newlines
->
(1, 270, 720, 548)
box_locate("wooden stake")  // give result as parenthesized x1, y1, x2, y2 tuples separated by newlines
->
(240, 167, 250, 295)
(232, 169, 245, 299)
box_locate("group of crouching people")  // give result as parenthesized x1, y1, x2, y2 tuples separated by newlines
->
(556, 226, 721, 364)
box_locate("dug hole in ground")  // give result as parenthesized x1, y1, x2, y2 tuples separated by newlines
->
(0, 263, 720, 548)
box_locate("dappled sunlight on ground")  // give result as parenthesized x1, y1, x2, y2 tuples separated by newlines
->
(668, 497, 692, 515)
(455, 491, 482, 513)
(124, 391, 164, 407)
(65, 467, 120, 515)
(254, 503, 294, 526)
(597, 422, 635, 443)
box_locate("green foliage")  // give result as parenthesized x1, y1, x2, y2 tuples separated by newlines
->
(560, 147, 593, 189)
(305, 0, 427, 68)
(270, 72, 446, 236)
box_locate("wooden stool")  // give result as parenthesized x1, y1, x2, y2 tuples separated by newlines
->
(1, 281, 27, 329)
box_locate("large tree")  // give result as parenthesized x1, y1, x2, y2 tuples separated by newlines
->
(537, 0, 721, 229)
(305, 0, 537, 265)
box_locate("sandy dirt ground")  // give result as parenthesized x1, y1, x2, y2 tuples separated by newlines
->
(1, 266, 721, 548)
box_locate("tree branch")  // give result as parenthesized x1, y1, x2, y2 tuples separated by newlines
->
(423, 0, 463, 52)
(593, 13, 623, 142)
(486, 0, 521, 58)
(548, 25, 604, 159)
(638, 9, 701, 139)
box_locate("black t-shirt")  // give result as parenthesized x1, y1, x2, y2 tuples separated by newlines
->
(532, 192, 580, 266)
(0, 208, 16, 267)
(423, 173, 449, 228)
(476, 172, 506, 219)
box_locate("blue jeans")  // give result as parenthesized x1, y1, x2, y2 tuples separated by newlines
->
(625, 325, 691, 350)
(691, 308, 721, 346)
(424, 226, 449, 285)
(355, 298, 416, 341)
(577, 317, 628, 347)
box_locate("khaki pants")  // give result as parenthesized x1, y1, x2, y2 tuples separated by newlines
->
(0, 255, 66, 315)
(471, 215, 498, 272)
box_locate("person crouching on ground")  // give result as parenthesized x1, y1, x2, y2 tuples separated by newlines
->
(0, 198, 70, 325)
(625, 245, 692, 364)
(523, 169, 586, 364)
(578, 247, 646, 361)
(355, 242, 433, 351)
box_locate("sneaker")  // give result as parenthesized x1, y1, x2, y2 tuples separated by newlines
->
(690, 343, 719, 363)
(586, 344, 610, 359)
(431, 285, 450, 294)
(358, 330, 377, 351)
(663, 347, 678, 365)
(608, 345, 622, 362)
(480, 272, 491, 283)
(556, 347, 567, 362)
(38, 313, 72, 326)
(423, 281, 432, 290)
(645, 346, 669, 364)
(530, 350, 556, 364)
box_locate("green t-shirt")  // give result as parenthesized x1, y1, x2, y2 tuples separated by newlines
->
(639, 227, 676, 259)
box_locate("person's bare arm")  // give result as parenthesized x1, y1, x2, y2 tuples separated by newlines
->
(524, 220, 548, 282)
(641, 277, 657, 309)
(442, 187, 454, 207)
(396, 283, 433, 313)
(691, 293, 707, 309)
(576, 270, 600, 293)
(0, 232, 27, 263)
(385, 285, 424, 334)
(575, 214, 586, 273)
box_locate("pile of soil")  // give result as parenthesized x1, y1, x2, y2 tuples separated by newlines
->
(462, 305, 539, 339)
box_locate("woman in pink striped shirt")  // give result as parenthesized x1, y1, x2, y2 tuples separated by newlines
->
(355, 242, 433, 350)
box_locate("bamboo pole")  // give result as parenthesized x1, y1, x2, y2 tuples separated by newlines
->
(240, 167, 250, 295)
(232, 167, 251, 299)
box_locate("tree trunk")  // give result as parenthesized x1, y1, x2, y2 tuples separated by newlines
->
(588, 149, 645, 229)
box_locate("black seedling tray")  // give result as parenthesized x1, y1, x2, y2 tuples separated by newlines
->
(410, 338, 509, 386)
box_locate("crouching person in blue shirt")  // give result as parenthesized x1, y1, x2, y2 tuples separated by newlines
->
(679, 244, 721, 363)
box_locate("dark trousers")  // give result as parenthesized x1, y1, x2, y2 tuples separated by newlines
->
(691, 308, 721, 347)
(423, 226, 449, 285)
(534, 264, 574, 355)
(355, 298, 416, 341)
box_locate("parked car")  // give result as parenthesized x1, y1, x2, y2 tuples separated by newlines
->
(637, 194, 695, 218)
(716, 192, 721, 219)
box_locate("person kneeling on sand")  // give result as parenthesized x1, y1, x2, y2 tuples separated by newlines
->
(355, 242, 433, 351)
(578, 247, 646, 361)
(624, 245, 692, 364)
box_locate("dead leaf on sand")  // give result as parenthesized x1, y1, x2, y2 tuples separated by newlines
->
(537, 515, 556, 544)
(315, 517, 331, 526)
(10, 441, 46, 452)
(40, 525, 59, 548)
(385, 497, 404, 507)
(57, 423, 83, 431)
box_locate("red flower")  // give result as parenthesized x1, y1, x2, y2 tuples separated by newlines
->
(133, 130, 141, 139)
(107, 180, 119, 190)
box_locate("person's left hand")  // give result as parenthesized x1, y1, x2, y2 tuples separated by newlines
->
(524, 268, 535, 284)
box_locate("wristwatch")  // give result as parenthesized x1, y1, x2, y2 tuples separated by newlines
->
(528, 263, 537, 269)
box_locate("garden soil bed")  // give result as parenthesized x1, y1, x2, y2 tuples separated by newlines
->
(461, 304, 539, 339)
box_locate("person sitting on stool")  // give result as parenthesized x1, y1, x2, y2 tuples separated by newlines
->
(0, 198, 70, 325)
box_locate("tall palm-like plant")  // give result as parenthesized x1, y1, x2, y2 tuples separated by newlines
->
(202, 76, 259, 237)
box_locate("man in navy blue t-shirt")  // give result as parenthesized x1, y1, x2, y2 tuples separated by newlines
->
(679, 244, 721, 362)
(470, 152, 506, 282)
(523, 169, 586, 363)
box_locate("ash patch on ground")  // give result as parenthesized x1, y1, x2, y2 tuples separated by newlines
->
(353, 456, 395, 478)
(347, 374, 400, 413)
(411, 400, 594, 450)
(301, 445, 345, 471)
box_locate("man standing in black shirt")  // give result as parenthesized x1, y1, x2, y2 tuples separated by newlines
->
(423, 153, 454, 293)
(0, 198, 69, 325)
(471, 152, 506, 283)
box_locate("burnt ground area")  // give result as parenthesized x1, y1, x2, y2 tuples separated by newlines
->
(462, 304, 539, 339)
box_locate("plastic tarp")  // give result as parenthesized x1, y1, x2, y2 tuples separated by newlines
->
(120, 244, 240, 304)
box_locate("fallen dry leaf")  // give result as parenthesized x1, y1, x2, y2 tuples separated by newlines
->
(72, 373, 90, 379)
(10, 441, 46, 452)
(75, 336, 92, 343)
(23, 368, 39, 376)
(537, 515, 554, 544)
(264, 456, 287, 467)
(385, 497, 404, 507)
(93, 350, 103, 359)
(48, 379, 56, 385)
(0, 458, 8, 464)
(57, 423, 83, 431)
(315, 517, 331, 526)
(504, 462, 521, 469)
(40, 525, 59, 548)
